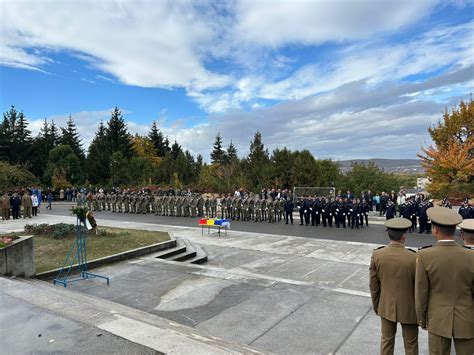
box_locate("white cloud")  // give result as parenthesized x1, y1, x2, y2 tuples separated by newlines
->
(1, 0, 464, 114)
(1, 0, 231, 90)
(29, 109, 116, 149)
(2, 1, 473, 160)
(234, 0, 438, 47)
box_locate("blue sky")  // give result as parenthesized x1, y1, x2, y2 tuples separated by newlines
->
(0, 0, 473, 161)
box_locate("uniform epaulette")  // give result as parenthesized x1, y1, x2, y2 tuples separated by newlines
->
(463, 245, 474, 250)
(418, 245, 432, 250)
(405, 247, 416, 252)
(374, 246, 385, 250)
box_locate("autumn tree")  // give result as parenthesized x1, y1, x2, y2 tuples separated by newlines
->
(418, 98, 474, 197)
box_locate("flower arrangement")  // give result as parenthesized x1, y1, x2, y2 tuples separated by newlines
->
(86, 211, 97, 230)
(0, 235, 19, 248)
(70, 206, 89, 223)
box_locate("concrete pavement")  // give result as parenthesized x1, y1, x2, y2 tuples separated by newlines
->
(0, 210, 436, 354)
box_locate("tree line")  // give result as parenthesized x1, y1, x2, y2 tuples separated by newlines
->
(0, 105, 416, 195)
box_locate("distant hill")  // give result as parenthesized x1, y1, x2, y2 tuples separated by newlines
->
(336, 159, 424, 174)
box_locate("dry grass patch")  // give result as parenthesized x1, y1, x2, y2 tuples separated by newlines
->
(31, 225, 169, 273)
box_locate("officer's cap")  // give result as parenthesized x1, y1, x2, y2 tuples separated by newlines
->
(384, 218, 412, 230)
(427, 206, 462, 226)
(459, 219, 474, 232)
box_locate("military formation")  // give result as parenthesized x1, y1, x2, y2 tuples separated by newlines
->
(370, 208, 473, 355)
(81, 188, 298, 223)
(296, 196, 371, 229)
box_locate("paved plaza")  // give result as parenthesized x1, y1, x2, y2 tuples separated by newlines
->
(0, 210, 438, 354)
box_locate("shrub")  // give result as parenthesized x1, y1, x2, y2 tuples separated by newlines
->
(24, 223, 76, 239)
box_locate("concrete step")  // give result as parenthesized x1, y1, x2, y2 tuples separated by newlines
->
(154, 241, 187, 259)
(188, 241, 208, 264)
(169, 238, 196, 261)
(154, 238, 208, 264)
(170, 250, 197, 262)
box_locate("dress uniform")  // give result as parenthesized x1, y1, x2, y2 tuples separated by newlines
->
(458, 199, 473, 219)
(415, 207, 474, 355)
(284, 198, 294, 224)
(385, 200, 396, 220)
(370, 218, 419, 355)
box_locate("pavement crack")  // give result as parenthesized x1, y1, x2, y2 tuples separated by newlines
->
(332, 306, 372, 354)
(247, 296, 313, 346)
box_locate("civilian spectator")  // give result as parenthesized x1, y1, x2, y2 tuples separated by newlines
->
(31, 193, 39, 216)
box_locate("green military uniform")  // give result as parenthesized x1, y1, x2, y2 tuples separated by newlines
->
(267, 199, 275, 223)
(21, 192, 32, 218)
(219, 196, 226, 219)
(226, 195, 232, 220)
(117, 193, 123, 213)
(370, 218, 418, 355)
(248, 197, 255, 221)
(1, 194, 11, 220)
(210, 196, 217, 218)
(197, 195, 204, 217)
(255, 198, 262, 222)
(415, 207, 474, 355)
(105, 193, 111, 211)
(204, 197, 211, 217)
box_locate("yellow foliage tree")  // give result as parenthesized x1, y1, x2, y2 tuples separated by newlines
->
(418, 98, 474, 198)
(131, 134, 162, 166)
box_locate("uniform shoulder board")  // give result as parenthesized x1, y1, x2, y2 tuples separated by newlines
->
(418, 245, 432, 250)
(463, 245, 474, 250)
(405, 247, 416, 253)
(374, 246, 385, 250)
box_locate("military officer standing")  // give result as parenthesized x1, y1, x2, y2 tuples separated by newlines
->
(370, 218, 419, 355)
(415, 207, 474, 355)
(459, 219, 474, 249)
(459, 198, 473, 219)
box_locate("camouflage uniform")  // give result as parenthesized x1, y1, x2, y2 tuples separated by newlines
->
(124, 193, 130, 213)
(204, 197, 211, 217)
(261, 198, 267, 221)
(197, 195, 204, 217)
(267, 199, 275, 223)
(255, 198, 262, 222)
(248, 197, 255, 221)
(210, 197, 217, 218)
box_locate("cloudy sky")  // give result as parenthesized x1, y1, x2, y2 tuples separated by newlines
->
(0, 0, 473, 161)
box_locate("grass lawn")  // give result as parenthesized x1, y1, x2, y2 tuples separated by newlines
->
(34, 226, 170, 273)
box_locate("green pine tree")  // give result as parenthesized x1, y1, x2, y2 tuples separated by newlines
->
(106, 107, 133, 158)
(225, 140, 238, 165)
(61, 115, 85, 161)
(148, 121, 167, 157)
(87, 122, 110, 184)
(210, 133, 226, 164)
(247, 131, 270, 190)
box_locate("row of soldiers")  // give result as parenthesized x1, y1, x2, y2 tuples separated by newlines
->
(297, 196, 371, 229)
(85, 191, 211, 217)
(84, 190, 294, 223)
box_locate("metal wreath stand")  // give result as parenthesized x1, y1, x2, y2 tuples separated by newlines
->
(53, 209, 110, 287)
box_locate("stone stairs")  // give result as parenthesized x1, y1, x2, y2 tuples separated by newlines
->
(155, 237, 208, 264)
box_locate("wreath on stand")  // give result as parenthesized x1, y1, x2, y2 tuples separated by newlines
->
(70, 206, 97, 231)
